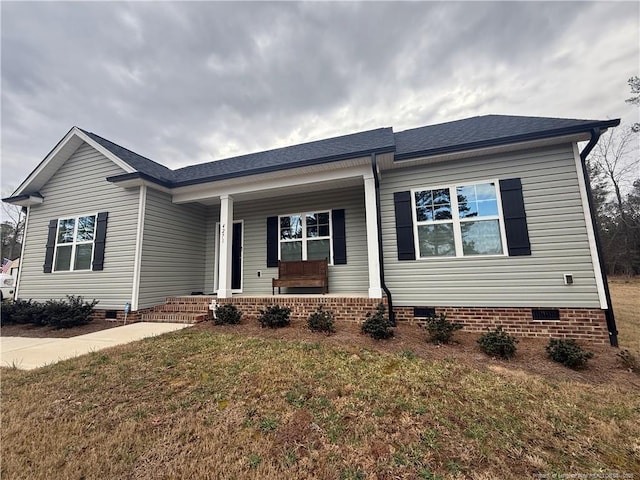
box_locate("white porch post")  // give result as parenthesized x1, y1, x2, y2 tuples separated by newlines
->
(363, 173, 383, 298)
(217, 194, 234, 298)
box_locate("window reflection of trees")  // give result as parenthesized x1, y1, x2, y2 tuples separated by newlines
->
(414, 182, 504, 257)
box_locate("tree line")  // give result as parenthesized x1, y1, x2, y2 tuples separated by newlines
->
(586, 76, 640, 276)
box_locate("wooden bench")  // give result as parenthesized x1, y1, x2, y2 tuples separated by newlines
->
(272, 259, 329, 295)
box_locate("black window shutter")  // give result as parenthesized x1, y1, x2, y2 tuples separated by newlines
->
(43, 219, 58, 273)
(92, 212, 109, 271)
(332, 209, 347, 265)
(394, 191, 416, 260)
(499, 178, 531, 256)
(266, 216, 278, 267)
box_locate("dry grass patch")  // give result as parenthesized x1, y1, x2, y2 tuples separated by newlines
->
(609, 276, 640, 356)
(2, 326, 639, 480)
(2, 279, 638, 479)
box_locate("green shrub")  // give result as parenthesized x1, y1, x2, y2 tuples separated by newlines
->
(424, 313, 463, 344)
(617, 349, 639, 374)
(546, 338, 594, 369)
(214, 304, 242, 325)
(0, 299, 47, 326)
(361, 303, 394, 340)
(477, 327, 518, 359)
(0, 296, 97, 328)
(258, 305, 291, 328)
(307, 306, 335, 333)
(44, 295, 98, 329)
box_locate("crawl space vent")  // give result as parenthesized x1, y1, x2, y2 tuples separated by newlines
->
(531, 309, 560, 321)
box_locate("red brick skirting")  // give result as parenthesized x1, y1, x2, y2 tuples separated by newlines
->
(218, 297, 610, 344)
(90, 307, 155, 324)
(394, 306, 609, 344)
(97, 297, 609, 344)
(217, 297, 387, 324)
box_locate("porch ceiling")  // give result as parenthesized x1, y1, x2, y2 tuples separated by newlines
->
(198, 177, 364, 205)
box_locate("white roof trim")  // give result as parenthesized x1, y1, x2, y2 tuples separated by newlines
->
(12, 127, 136, 197)
(171, 157, 371, 204)
(6, 195, 45, 207)
(73, 129, 137, 174)
(109, 176, 173, 194)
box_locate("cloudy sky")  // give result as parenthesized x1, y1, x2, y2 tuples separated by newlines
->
(2, 1, 638, 199)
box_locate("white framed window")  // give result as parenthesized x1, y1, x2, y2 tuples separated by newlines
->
(412, 180, 507, 258)
(279, 211, 332, 262)
(53, 214, 97, 271)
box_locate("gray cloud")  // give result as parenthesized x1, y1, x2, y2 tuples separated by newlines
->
(2, 1, 638, 199)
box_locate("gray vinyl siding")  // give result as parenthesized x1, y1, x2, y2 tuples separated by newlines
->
(380, 143, 600, 308)
(17, 143, 139, 308)
(231, 186, 369, 295)
(137, 188, 208, 309)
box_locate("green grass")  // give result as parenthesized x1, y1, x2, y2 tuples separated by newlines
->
(2, 326, 639, 479)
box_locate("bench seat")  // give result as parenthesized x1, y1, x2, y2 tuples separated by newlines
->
(272, 259, 328, 294)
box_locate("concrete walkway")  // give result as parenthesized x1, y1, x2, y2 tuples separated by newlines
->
(1, 322, 191, 370)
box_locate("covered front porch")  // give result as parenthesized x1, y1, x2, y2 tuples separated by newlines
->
(170, 155, 390, 302)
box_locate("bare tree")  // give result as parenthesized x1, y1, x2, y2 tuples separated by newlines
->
(588, 124, 640, 275)
(591, 125, 639, 216)
(627, 76, 640, 132)
(1, 203, 24, 261)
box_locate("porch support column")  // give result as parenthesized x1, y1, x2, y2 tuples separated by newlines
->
(363, 173, 383, 298)
(217, 194, 234, 298)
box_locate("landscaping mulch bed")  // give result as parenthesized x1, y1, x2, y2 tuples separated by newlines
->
(0, 319, 123, 338)
(194, 319, 640, 387)
(2, 309, 636, 387)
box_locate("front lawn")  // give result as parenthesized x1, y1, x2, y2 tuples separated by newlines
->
(2, 279, 639, 479)
(2, 336, 638, 478)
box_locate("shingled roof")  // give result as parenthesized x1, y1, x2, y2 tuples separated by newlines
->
(80, 129, 176, 184)
(67, 115, 625, 189)
(172, 127, 396, 186)
(393, 115, 619, 160)
(4, 114, 620, 205)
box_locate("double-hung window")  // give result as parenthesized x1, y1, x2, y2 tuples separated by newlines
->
(413, 181, 506, 258)
(53, 215, 97, 271)
(279, 211, 332, 262)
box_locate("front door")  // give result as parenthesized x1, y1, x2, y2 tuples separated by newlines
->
(231, 221, 242, 291)
(215, 220, 243, 293)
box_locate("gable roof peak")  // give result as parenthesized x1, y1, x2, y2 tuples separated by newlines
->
(77, 128, 175, 183)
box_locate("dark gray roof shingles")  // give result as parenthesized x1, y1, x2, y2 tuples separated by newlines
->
(393, 114, 618, 159)
(80, 129, 176, 184)
(172, 127, 395, 185)
(84, 115, 619, 187)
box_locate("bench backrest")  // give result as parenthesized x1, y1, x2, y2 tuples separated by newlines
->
(278, 259, 328, 278)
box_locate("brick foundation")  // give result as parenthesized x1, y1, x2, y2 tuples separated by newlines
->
(394, 306, 610, 344)
(90, 307, 155, 324)
(217, 296, 388, 324)
(219, 297, 610, 344)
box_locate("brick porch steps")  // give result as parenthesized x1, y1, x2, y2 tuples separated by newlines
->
(141, 296, 215, 324)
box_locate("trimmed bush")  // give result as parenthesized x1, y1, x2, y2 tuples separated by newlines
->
(307, 306, 335, 333)
(44, 295, 99, 329)
(0, 299, 47, 326)
(361, 303, 394, 340)
(214, 304, 242, 325)
(0, 296, 97, 328)
(477, 327, 518, 359)
(258, 305, 291, 328)
(424, 313, 463, 344)
(546, 338, 594, 369)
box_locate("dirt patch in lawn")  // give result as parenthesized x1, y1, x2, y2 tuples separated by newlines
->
(0, 319, 123, 338)
(194, 319, 640, 388)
